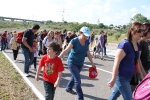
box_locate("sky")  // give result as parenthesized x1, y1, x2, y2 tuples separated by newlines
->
(0, 0, 150, 25)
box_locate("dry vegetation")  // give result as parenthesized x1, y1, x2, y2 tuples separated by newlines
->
(0, 52, 39, 100)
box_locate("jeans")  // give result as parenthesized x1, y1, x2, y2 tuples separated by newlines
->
(1, 41, 6, 51)
(108, 76, 132, 100)
(103, 44, 106, 55)
(43, 81, 56, 100)
(22, 48, 34, 74)
(66, 62, 84, 100)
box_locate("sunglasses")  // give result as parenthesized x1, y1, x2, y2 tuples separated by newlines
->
(137, 29, 145, 33)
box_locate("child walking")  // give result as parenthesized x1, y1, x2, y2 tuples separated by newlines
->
(35, 42, 64, 100)
(32, 40, 38, 70)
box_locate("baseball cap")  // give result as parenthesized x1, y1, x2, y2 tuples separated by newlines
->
(80, 26, 91, 36)
(89, 66, 98, 79)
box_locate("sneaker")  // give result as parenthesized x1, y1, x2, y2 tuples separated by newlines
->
(34, 68, 37, 71)
(25, 73, 30, 77)
(14, 60, 17, 63)
(66, 89, 76, 95)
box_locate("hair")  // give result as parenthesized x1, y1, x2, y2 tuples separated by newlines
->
(54, 31, 61, 35)
(32, 24, 40, 30)
(47, 42, 61, 53)
(47, 31, 54, 39)
(127, 22, 143, 41)
(142, 23, 150, 36)
(100, 30, 104, 34)
(62, 29, 67, 33)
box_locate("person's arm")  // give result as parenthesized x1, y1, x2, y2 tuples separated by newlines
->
(138, 51, 147, 76)
(22, 37, 33, 52)
(59, 42, 73, 58)
(35, 66, 42, 81)
(54, 72, 62, 87)
(107, 49, 126, 88)
(87, 49, 94, 66)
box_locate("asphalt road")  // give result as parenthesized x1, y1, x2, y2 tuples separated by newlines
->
(2, 47, 123, 100)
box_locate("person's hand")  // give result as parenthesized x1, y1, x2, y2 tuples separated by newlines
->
(35, 75, 39, 81)
(54, 81, 59, 87)
(107, 79, 115, 88)
(29, 47, 34, 52)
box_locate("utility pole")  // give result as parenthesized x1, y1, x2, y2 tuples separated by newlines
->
(97, 19, 100, 25)
(60, 9, 67, 22)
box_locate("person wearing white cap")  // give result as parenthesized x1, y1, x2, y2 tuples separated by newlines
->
(59, 26, 95, 100)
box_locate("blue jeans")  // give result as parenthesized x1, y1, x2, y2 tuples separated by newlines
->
(1, 41, 6, 51)
(43, 81, 56, 100)
(108, 76, 132, 100)
(22, 48, 34, 74)
(66, 62, 84, 100)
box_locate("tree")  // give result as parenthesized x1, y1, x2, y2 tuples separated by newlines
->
(98, 23, 105, 28)
(131, 13, 149, 23)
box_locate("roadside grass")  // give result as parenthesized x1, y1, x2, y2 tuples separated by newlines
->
(107, 34, 126, 43)
(0, 52, 39, 100)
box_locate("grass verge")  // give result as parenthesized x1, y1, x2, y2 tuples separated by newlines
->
(0, 52, 39, 100)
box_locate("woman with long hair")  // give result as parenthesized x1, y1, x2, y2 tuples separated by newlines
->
(42, 31, 55, 55)
(107, 22, 144, 100)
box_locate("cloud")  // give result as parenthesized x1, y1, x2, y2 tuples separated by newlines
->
(141, 5, 150, 19)
(0, 0, 149, 25)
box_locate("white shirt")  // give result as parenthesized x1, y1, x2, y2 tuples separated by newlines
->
(42, 37, 56, 48)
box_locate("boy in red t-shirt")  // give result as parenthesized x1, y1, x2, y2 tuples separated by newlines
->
(35, 42, 64, 100)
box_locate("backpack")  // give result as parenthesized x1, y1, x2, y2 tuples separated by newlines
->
(132, 72, 150, 100)
(16, 32, 24, 43)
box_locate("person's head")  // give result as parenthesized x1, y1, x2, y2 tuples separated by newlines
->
(142, 23, 150, 39)
(42, 29, 47, 34)
(47, 42, 61, 56)
(47, 31, 54, 39)
(67, 31, 72, 36)
(14, 31, 16, 34)
(79, 26, 91, 40)
(127, 22, 144, 41)
(62, 29, 67, 34)
(100, 30, 104, 35)
(32, 24, 40, 33)
(33, 39, 37, 45)
(104, 32, 107, 35)
(54, 31, 61, 39)
(4, 31, 7, 33)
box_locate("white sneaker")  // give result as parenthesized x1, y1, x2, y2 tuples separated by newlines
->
(14, 60, 17, 63)
(25, 73, 30, 77)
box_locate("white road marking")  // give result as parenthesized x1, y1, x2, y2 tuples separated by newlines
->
(84, 64, 112, 74)
(2, 51, 45, 100)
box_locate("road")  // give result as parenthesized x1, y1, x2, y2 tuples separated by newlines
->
(2, 44, 123, 100)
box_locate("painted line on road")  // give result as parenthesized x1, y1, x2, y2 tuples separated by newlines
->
(84, 64, 112, 74)
(2, 51, 45, 100)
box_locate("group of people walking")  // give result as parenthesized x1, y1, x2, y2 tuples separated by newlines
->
(0, 22, 150, 100)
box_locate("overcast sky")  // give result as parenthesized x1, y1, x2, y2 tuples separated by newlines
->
(0, 0, 150, 25)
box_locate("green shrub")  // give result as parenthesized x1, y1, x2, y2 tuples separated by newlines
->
(114, 32, 121, 41)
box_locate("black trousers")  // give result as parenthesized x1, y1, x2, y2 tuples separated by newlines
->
(32, 57, 37, 69)
(12, 49, 19, 60)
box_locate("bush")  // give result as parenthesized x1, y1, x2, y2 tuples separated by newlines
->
(114, 32, 121, 41)
(108, 32, 113, 36)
